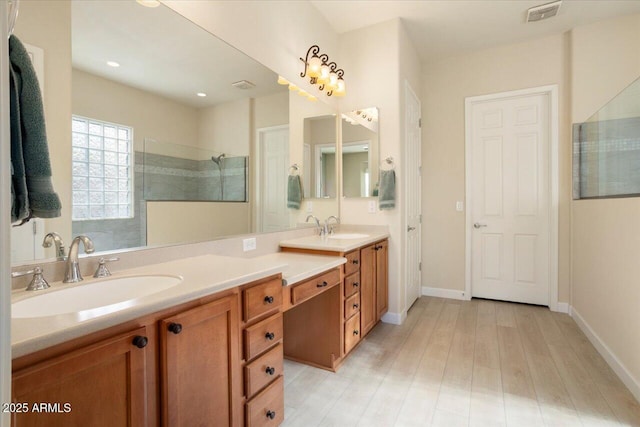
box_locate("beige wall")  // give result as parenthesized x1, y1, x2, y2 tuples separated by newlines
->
(343, 152, 368, 197)
(421, 34, 571, 303)
(198, 98, 251, 156)
(146, 202, 249, 246)
(14, 0, 72, 253)
(73, 69, 199, 154)
(570, 14, 640, 390)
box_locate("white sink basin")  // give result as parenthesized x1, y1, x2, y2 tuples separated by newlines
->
(327, 233, 369, 240)
(12, 275, 182, 319)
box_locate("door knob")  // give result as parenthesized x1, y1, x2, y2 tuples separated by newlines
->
(473, 223, 487, 229)
(407, 226, 416, 232)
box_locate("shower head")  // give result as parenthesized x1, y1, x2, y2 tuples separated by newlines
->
(211, 153, 226, 165)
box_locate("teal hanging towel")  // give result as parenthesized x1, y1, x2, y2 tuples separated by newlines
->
(378, 169, 396, 210)
(9, 34, 61, 224)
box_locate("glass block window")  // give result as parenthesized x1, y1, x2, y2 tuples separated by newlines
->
(72, 116, 133, 220)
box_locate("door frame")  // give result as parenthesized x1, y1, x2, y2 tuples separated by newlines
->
(464, 85, 559, 311)
(254, 124, 289, 232)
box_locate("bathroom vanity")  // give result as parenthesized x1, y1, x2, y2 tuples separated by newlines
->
(9, 232, 388, 426)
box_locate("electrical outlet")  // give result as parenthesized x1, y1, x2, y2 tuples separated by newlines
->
(243, 237, 257, 252)
(456, 201, 464, 212)
(306, 201, 313, 213)
(368, 200, 376, 213)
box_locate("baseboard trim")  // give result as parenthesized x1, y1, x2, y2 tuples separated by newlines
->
(571, 306, 640, 403)
(421, 286, 467, 301)
(555, 302, 570, 314)
(381, 311, 405, 325)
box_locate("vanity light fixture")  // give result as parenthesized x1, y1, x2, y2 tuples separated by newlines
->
(106, 61, 120, 68)
(136, 0, 161, 8)
(300, 45, 345, 97)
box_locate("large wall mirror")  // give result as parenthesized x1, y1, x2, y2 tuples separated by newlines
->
(341, 108, 379, 198)
(10, 0, 338, 264)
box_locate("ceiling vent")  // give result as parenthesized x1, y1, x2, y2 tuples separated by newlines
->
(231, 80, 255, 90)
(526, 0, 562, 23)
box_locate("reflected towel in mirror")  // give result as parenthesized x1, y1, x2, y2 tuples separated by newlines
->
(287, 175, 303, 209)
(378, 169, 395, 210)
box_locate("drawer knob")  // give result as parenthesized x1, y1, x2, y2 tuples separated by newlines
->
(316, 281, 328, 288)
(265, 332, 275, 340)
(352, 259, 359, 265)
(353, 303, 359, 309)
(353, 330, 359, 336)
(353, 282, 359, 288)
(265, 366, 276, 376)
(266, 410, 276, 420)
(132, 336, 148, 349)
(264, 295, 275, 304)
(168, 323, 183, 334)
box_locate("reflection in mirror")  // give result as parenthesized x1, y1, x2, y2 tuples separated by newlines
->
(341, 108, 379, 198)
(573, 77, 640, 199)
(304, 115, 338, 199)
(11, 0, 337, 265)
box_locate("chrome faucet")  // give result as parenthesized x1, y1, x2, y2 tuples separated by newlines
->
(306, 215, 324, 236)
(42, 232, 66, 260)
(325, 216, 340, 235)
(63, 235, 95, 283)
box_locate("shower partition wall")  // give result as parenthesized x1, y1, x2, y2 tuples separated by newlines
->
(143, 139, 248, 202)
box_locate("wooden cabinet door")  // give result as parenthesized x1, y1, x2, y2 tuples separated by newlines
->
(360, 243, 377, 336)
(160, 295, 241, 427)
(375, 240, 389, 320)
(12, 327, 149, 427)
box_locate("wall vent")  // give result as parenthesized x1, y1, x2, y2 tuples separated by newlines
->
(526, 0, 562, 23)
(231, 80, 255, 90)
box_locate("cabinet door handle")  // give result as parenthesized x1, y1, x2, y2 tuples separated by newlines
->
(168, 323, 182, 335)
(132, 336, 148, 349)
(353, 303, 359, 309)
(353, 330, 359, 336)
(265, 366, 276, 376)
(264, 295, 274, 304)
(316, 281, 328, 288)
(352, 259, 359, 265)
(266, 410, 276, 420)
(352, 282, 359, 288)
(265, 332, 275, 340)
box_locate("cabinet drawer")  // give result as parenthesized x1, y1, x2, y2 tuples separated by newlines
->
(344, 292, 360, 320)
(244, 313, 283, 361)
(290, 268, 340, 306)
(344, 312, 361, 354)
(244, 343, 283, 398)
(344, 250, 360, 276)
(246, 375, 284, 427)
(344, 272, 360, 298)
(243, 278, 283, 323)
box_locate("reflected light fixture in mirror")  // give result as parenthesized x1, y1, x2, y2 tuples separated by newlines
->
(277, 76, 317, 102)
(136, 0, 160, 8)
(299, 45, 345, 97)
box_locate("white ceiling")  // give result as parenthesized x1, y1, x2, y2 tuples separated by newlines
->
(311, 0, 640, 63)
(72, 1, 285, 108)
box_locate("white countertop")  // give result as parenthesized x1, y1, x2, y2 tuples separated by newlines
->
(279, 231, 389, 253)
(252, 252, 346, 286)
(11, 254, 287, 358)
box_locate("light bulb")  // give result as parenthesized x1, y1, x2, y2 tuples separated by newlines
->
(334, 78, 346, 97)
(328, 71, 339, 90)
(307, 55, 322, 78)
(318, 64, 330, 84)
(277, 76, 289, 85)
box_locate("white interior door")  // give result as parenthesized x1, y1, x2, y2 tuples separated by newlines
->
(469, 92, 550, 305)
(258, 126, 289, 232)
(405, 82, 422, 309)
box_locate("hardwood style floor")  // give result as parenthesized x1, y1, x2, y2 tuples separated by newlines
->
(282, 297, 640, 427)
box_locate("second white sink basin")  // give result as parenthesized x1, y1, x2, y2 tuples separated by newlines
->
(327, 233, 369, 240)
(12, 275, 182, 319)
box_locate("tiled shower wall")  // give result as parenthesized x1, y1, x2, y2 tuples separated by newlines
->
(73, 152, 248, 252)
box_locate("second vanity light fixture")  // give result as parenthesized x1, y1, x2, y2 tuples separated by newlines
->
(300, 45, 346, 97)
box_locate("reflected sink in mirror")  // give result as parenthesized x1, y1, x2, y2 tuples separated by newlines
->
(12, 275, 182, 319)
(327, 233, 369, 240)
